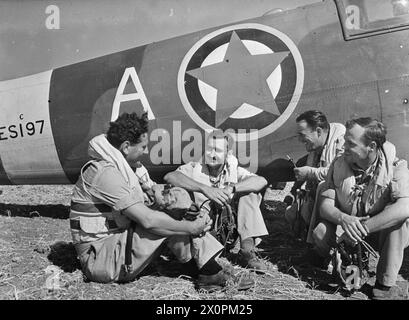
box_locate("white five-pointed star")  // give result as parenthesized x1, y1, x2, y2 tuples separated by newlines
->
(187, 31, 289, 127)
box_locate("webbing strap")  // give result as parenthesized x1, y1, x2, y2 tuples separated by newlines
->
(70, 219, 119, 231)
(70, 201, 111, 213)
(124, 222, 135, 272)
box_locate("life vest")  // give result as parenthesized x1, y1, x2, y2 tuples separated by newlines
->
(70, 160, 131, 244)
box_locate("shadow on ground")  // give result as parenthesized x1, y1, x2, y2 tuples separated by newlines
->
(260, 200, 347, 295)
(260, 199, 409, 299)
(5, 197, 409, 299)
(48, 241, 82, 273)
(47, 240, 163, 281)
(0, 203, 69, 219)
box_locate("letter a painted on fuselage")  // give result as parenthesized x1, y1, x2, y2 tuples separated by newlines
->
(111, 67, 155, 121)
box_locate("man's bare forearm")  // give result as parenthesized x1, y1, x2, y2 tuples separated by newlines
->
(123, 203, 193, 236)
(147, 218, 192, 236)
(364, 198, 409, 233)
(164, 171, 206, 193)
(310, 166, 329, 182)
(320, 197, 409, 237)
(235, 176, 267, 193)
(320, 197, 347, 225)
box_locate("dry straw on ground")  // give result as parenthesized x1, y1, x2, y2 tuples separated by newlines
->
(0, 184, 408, 300)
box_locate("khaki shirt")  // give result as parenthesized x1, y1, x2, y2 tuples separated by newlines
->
(321, 142, 409, 216)
(70, 160, 144, 243)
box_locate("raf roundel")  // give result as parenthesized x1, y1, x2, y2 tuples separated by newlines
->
(177, 23, 304, 141)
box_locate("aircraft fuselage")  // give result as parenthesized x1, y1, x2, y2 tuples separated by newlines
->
(0, 0, 409, 185)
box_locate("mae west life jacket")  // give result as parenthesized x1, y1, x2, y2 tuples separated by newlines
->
(69, 160, 132, 244)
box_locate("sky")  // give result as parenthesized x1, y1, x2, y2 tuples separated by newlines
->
(0, 0, 321, 79)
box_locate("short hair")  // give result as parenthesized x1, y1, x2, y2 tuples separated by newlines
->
(296, 110, 329, 131)
(207, 130, 234, 151)
(107, 112, 149, 148)
(345, 117, 387, 148)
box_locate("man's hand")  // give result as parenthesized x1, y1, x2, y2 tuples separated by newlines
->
(189, 214, 213, 237)
(201, 185, 230, 206)
(294, 166, 312, 181)
(222, 185, 234, 199)
(340, 214, 370, 243)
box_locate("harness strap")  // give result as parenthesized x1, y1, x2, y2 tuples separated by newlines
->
(70, 218, 119, 231)
(70, 201, 111, 214)
(124, 222, 135, 273)
(80, 160, 96, 193)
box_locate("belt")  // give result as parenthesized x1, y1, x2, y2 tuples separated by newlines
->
(70, 219, 119, 230)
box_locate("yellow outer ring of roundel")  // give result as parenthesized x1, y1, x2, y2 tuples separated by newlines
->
(177, 23, 304, 142)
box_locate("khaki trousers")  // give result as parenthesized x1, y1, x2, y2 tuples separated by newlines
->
(236, 193, 269, 246)
(312, 218, 409, 286)
(75, 224, 223, 283)
(306, 182, 326, 244)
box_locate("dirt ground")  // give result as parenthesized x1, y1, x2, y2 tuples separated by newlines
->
(0, 184, 408, 300)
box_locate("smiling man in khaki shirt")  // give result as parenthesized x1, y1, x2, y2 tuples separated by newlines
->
(312, 118, 409, 300)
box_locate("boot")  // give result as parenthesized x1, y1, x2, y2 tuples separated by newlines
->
(197, 270, 255, 292)
(237, 249, 269, 272)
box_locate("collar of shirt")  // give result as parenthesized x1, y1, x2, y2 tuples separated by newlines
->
(319, 123, 345, 165)
(201, 162, 229, 188)
(351, 153, 379, 185)
(316, 126, 330, 162)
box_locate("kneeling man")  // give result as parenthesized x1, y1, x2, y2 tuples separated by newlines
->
(312, 117, 409, 299)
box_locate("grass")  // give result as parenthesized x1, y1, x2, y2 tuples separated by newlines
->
(0, 184, 408, 300)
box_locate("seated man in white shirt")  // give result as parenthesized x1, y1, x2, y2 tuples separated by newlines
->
(164, 131, 270, 271)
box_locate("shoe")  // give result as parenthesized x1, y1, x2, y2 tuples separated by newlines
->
(372, 286, 403, 300)
(237, 249, 269, 272)
(372, 281, 408, 300)
(197, 269, 255, 292)
(292, 249, 329, 270)
(197, 270, 229, 292)
(233, 272, 255, 291)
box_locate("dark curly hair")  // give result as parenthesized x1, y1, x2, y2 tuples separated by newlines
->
(106, 112, 149, 148)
